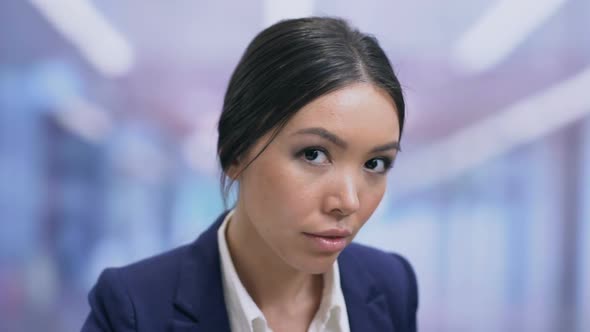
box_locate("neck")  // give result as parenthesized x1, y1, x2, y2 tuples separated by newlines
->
(225, 206, 323, 313)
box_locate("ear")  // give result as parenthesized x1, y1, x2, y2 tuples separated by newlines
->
(225, 157, 243, 180)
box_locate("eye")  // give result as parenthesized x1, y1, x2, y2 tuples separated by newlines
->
(299, 147, 330, 165)
(364, 157, 392, 173)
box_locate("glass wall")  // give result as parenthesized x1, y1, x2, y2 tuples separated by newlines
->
(1, 0, 588, 331)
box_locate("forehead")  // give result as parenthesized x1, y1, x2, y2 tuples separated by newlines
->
(281, 83, 400, 142)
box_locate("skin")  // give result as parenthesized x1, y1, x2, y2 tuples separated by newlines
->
(225, 82, 401, 331)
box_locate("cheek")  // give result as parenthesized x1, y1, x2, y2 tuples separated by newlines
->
(357, 180, 387, 224)
(243, 154, 318, 222)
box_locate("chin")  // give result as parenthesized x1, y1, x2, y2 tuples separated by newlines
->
(293, 254, 340, 275)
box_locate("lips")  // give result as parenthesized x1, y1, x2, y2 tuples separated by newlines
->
(303, 229, 351, 252)
(305, 228, 352, 238)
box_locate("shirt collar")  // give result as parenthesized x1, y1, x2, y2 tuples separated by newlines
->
(312, 251, 349, 330)
(218, 209, 268, 330)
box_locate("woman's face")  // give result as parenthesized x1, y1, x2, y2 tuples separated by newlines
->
(234, 83, 400, 274)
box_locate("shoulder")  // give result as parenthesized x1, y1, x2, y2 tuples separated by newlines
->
(81, 243, 194, 331)
(82, 212, 227, 331)
(341, 242, 419, 330)
(111, 243, 192, 294)
(342, 242, 417, 288)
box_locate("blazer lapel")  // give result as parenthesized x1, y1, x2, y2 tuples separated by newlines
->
(171, 211, 232, 332)
(339, 246, 395, 332)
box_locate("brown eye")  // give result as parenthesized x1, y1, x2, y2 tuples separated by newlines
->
(365, 159, 378, 169)
(304, 149, 319, 160)
(299, 148, 329, 165)
(364, 158, 391, 173)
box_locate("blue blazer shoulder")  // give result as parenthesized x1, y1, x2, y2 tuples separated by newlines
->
(81, 211, 418, 332)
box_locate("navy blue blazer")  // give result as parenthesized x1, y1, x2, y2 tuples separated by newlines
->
(82, 211, 418, 331)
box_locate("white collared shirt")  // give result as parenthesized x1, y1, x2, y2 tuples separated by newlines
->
(217, 210, 351, 332)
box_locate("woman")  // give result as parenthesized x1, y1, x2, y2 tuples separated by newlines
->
(82, 17, 418, 332)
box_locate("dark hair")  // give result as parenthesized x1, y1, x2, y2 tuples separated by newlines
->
(217, 16, 405, 205)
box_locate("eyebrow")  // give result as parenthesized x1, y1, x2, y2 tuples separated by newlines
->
(292, 127, 400, 153)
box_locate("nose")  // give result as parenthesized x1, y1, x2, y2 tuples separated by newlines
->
(323, 172, 360, 217)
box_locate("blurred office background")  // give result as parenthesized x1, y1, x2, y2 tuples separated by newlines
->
(0, 0, 589, 331)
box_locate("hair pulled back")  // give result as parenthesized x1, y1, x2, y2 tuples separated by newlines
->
(217, 17, 405, 204)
